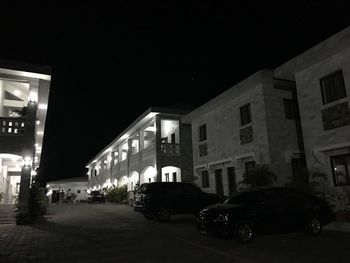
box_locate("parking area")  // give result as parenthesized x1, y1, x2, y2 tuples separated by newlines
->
(0, 203, 350, 263)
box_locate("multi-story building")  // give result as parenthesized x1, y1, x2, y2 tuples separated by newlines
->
(0, 59, 51, 212)
(86, 106, 193, 197)
(274, 26, 350, 191)
(182, 69, 303, 196)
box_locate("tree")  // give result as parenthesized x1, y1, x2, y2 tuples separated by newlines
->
(239, 164, 277, 189)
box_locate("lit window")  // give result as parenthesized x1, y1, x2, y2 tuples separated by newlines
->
(8, 128, 12, 133)
(9, 122, 12, 127)
(331, 154, 350, 186)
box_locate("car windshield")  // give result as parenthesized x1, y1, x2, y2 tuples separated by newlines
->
(137, 184, 149, 194)
(225, 191, 258, 205)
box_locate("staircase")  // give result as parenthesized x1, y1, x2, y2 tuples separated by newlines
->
(0, 205, 16, 224)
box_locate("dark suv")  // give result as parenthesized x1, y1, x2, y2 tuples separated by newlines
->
(133, 182, 223, 222)
(87, 190, 106, 203)
(197, 187, 335, 243)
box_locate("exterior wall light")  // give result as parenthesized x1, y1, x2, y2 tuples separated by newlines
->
(28, 92, 38, 103)
(23, 156, 32, 167)
(36, 119, 41, 125)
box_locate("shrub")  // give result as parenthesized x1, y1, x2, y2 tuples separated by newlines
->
(105, 185, 128, 203)
(324, 189, 350, 214)
(285, 168, 328, 194)
(16, 183, 48, 225)
(239, 164, 277, 189)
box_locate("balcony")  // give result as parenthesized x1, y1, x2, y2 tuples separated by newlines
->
(160, 143, 180, 155)
(0, 117, 25, 136)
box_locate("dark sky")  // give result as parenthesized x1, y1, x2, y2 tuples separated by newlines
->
(1, 1, 350, 182)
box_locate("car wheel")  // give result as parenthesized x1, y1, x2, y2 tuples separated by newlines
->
(235, 222, 254, 244)
(305, 217, 322, 235)
(156, 208, 171, 222)
(143, 210, 154, 220)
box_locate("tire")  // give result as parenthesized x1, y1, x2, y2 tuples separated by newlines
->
(305, 217, 322, 235)
(143, 210, 155, 220)
(235, 222, 254, 244)
(156, 208, 171, 222)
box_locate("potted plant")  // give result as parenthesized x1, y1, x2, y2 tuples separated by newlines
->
(325, 190, 350, 222)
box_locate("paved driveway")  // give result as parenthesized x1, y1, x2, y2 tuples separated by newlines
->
(0, 203, 349, 263)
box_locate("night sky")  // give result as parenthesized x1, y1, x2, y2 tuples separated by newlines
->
(1, 2, 350, 183)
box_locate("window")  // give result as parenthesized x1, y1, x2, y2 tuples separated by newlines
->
(245, 161, 257, 174)
(201, 170, 210, 188)
(283, 99, 298, 119)
(320, 70, 347, 104)
(240, 104, 251, 126)
(199, 124, 207, 142)
(199, 143, 208, 157)
(331, 154, 350, 186)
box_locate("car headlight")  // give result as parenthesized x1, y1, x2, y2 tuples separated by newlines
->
(214, 213, 229, 223)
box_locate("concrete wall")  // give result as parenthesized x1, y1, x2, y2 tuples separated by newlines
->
(263, 78, 302, 186)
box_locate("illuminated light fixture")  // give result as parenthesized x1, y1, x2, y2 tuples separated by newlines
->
(23, 156, 32, 166)
(37, 131, 44, 135)
(36, 119, 40, 125)
(104, 160, 107, 164)
(147, 112, 158, 119)
(28, 91, 38, 102)
(121, 134, 128, 140)
(35, 143, 39, 147)
(14, 90, 21, 97)
(38, 104, 48, 110)
(31, 170, 37, 176)
(144, 126, 156, 132)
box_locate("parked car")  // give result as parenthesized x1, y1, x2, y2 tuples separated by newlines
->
(197, 187, 335, 243)
(133, 182, 223, 222)
(87, 190, 106, 203)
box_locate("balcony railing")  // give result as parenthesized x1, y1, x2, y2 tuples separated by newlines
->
(160, 143, 180, 155)
(0, 117, 25, 136)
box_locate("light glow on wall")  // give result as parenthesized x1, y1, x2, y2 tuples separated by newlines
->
(38, 103, 48, 110)
(142, 166, 156, 184)
(14, 90, 21, 97)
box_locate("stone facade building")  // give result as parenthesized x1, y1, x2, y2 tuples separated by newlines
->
(182, 70, 303, 196)
(275, 26, 350, 192)
(184, 26, 350, 196)
(86, 106, 193, 196)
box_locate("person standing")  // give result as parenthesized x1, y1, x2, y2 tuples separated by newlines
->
(59, 190, 65, 205)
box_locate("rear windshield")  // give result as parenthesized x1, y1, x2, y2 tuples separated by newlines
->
(138, 184, 150, 194)
(225, 192, 258, 205)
